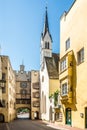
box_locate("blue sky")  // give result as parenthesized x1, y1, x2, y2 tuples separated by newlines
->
(0, 0, 74, 71)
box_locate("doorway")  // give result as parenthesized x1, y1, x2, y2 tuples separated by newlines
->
(66, 108, 71, 125)
(85, 107, 87, 128)
(34, 111, 39, 119)
(0, 113, 4, 122)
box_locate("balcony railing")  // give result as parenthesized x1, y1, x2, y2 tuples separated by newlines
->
(33, 92, 40, 98)
(61, 91, 72, 104)
(16, 99, 31, 104)
(33, 101, 40, 107)
(0, 81, 6, 88)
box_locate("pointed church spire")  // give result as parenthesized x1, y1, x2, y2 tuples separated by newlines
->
(44, 7, 49, 33)
(42, 7, 49, 37)
(42, 7, 52, 42)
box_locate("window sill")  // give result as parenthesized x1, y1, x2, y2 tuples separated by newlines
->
(61, 94, 68, 97)
(59, 68, 67, 75)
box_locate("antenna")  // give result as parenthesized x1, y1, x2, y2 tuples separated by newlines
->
(22, 59, 24, 65)
(46, 0, 48, 8)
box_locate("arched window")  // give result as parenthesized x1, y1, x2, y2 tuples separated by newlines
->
(45, 42, 49, 49)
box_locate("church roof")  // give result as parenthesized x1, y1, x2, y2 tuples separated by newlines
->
(45, 53, 59, 79)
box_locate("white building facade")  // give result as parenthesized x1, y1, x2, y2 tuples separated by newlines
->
(40, 7, 53, 121)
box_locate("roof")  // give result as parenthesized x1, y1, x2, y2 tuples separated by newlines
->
(45, 53, 59, 79)
(60, 0, 76, 20)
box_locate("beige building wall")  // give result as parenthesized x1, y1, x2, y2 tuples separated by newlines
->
(60, 0, 87, 129)
(31, 70, 40, 120)
(0, 57, 2, 103)
(0, 89, 2, 102)
(0, 56, 16, 122)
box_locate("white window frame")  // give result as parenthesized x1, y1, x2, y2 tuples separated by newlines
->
(45, 42, 49, 49)
(60, 58, 67, 72)
(77, 48, 84, 64)
(65, 38, 70, 51)
(61, 83, 68, 96)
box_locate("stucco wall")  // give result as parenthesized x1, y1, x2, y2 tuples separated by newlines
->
(60, 0, 87, 128)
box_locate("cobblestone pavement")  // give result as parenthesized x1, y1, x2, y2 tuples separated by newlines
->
(42, 121, 87, 130)
(0, 120, 87, 130)
(0, 123, 7, 130)
(0, 119, 62, 130)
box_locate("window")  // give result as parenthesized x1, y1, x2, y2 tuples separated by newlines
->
(2, 100, 5, 107)
(2, 87, 6, 93)
(33, 92, 39, 98)
(55, 112, 62, 122)
(60, 58, 67, 72)
(16, 99, 30, 104)
(2, 73, 6, 81)
(77, 48, 84, 64)
(33, 82, 39, 89)
(45, 42, 49, 49)
(42, 76, 44, 82)
(66, 38, 70, 51)
(61, 83, 68, 96)
(33, 101, 40, 107)
(34, 71, 37, 76)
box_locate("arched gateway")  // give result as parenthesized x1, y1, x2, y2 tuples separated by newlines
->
(16, 104, 31, 119)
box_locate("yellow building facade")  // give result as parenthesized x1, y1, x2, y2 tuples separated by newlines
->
(59, 0, 87, 129)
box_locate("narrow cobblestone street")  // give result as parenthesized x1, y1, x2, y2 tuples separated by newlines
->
(0, 119, 62, 130)
(0, 119, 86, 130)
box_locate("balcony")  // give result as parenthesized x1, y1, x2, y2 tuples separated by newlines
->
(60, 51, 73, 104)
(33, 101, 40, 107)
(60, 51, 73, 78)
(33, 92, 40, 98)
(0, 82, 6, 88)
(16, 99, 31, 104)
(54, 104, 61, 113)
(61, 91, 72, 104)
(33, 82, 39, 90)
(0, 73, 6, 88)
(68, 51, 73, 77)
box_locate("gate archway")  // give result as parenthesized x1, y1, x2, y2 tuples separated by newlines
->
(16, 107, 31, 119)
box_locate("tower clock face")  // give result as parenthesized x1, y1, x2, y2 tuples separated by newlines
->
(21, 82, 27, 88)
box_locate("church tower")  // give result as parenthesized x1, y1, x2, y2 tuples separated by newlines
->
(40, 7, 52, 70)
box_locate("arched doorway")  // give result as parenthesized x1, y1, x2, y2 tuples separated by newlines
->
(66, 108, 72, 125)
(17, 108, 31, 119)
(0, 113, 4, 122)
